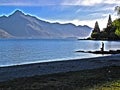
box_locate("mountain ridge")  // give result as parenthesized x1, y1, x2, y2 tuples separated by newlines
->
(0, 10, 92, 39)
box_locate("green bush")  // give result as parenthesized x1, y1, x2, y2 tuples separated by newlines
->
(99, 32, 108, 39)
(112, 19, 120, 37)
(115, 28, 120, 37)
(91, 32, 100, 39)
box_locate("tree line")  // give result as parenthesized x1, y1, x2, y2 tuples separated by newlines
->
(89, 6, 120, 40)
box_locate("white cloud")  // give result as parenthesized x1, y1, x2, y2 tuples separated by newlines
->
(62, 0, 120, 6)
(1, 0, 120, 6)
(80, 0, 103, 6)
(104, 0, 120, 5)
(72, 14, 117, 30)
(42, 13, 117, 31)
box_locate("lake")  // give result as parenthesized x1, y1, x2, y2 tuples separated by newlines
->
(0, 39, 120, 67)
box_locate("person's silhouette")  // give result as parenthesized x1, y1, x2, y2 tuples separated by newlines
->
(101, 42, 104, 52)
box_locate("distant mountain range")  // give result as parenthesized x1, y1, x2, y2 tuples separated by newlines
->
(0, 10, 92, 39)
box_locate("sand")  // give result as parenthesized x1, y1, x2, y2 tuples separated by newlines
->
(0, 54, 120, 82)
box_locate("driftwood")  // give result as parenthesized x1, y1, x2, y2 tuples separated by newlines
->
(76, 50, 120, 54)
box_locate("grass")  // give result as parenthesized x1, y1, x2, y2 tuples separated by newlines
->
(0, 65, 120, 90)
(94, 80, 120, 90)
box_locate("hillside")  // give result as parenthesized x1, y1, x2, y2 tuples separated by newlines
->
(0, 29, 13, 38)
(0, 10, 92, 39)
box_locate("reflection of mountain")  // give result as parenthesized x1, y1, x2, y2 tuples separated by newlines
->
(0, 10, 92, 39)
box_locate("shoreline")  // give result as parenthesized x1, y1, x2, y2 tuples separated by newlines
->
(0, 54, 119, 68)
(78, 38, 120, 41)
(0, 54, 120, 82)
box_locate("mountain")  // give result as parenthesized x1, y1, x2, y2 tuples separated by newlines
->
(0, 29, 13, 38)
(0, 10, 92, 39)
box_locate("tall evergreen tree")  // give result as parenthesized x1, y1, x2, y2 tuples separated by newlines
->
(93, 21, 100, 33)
(104, 14, 113, 33)
(107, 14, 112, 28)
(91, 21, 100, 39)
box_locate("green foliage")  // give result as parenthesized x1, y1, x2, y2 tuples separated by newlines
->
(91, 32, 100, 39)
(109, 32, 118, 40)
(99, 32, 108, 39)
(112, 19, 120, 38)
(115, 28, 120, 37)
(94, 80, 120, 90)
(112, 19, 120, 27)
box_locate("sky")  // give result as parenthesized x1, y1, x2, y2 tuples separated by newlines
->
(0, 0, 120, 30)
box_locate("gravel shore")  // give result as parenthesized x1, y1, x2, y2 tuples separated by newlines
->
(0, 54, 120, 82)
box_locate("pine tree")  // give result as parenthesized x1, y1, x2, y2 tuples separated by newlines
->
(107, 14, 112, 28)
(91, 21, 100, 39)
(93, 21, 100, 33)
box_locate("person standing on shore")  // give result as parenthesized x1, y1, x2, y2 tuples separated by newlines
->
(101, 42, 104, 52)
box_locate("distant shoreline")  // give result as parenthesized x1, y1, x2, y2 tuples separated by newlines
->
(78, 38, 120, 41)
(1, 38, 120, 41)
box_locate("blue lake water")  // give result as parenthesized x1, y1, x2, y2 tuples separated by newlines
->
(0, 39, 120, 67)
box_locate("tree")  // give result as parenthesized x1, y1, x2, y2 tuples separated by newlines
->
(91, 21, 100, 39)
(115, 6, 120, 18)
(107, 15, 112, 28)
(99, 31, 108, 39)
(114, 6, 120, 38)
(92, 21, 100, 33)
(104, 15, 113, 33)
(91, 32, 100, 39)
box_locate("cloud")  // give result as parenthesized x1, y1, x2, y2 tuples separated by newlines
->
(43, 13, 117, 30)
(4, 0, 102, 6)
(62, 0, 120, 6)
(0, 0, 120, 6)
(74, 4, 116, 21)
(79, 0, 103, 6)
(104, 0, 120, 4)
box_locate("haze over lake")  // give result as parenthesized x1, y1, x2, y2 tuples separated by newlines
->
(0, 39, 120, 67)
